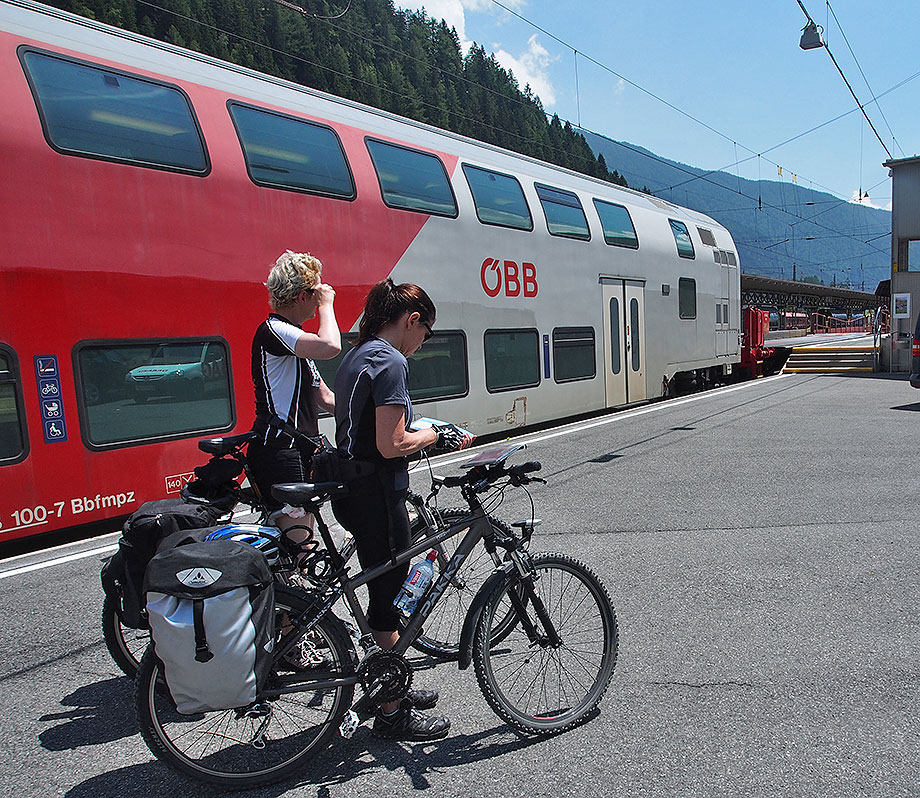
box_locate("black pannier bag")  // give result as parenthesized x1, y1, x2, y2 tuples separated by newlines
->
(100, 498, 226, 629)
(144, 539, 275, 714)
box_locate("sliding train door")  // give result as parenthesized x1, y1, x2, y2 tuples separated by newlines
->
(602, 279, 646, 408)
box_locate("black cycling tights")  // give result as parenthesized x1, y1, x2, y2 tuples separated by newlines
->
(332, 473, 411, 632)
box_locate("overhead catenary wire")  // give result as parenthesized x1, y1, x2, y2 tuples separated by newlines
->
(483, 0, 893, 261)
(795, 0, 892, 160)
(131, 0, 889, 277)
(823, 0, 904, 157)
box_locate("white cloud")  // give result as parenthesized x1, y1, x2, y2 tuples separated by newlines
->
(493, 34, 557, 107)
(849, 189, 891, 210)
(399, 1, 472, 49)
(396, 2, 557, 107)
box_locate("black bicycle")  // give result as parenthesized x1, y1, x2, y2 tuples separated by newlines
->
(134, 444, 618, 788)
(103, 432, 514, 675)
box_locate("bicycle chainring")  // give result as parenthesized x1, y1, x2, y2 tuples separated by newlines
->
(357, 650, 413, 704)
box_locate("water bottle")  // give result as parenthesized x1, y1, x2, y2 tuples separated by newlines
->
(394, 550, 438, 616)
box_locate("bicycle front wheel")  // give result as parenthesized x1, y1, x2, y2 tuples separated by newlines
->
(472, 552, 618, 735)
(102, 593, 149, 677)
(135, 590, 356, 788)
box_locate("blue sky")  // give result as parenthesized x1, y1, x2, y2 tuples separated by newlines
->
(397, 0, 920, 212)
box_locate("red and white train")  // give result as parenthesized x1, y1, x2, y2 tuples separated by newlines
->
(0, 0, 741, 543)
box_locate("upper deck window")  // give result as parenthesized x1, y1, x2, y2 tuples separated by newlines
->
(593, 199, 639, 249)
(365, 139, 457, 216)
(697, 227, 717, 247)
(535, 183, 589, 240)
(20, 49, 208, 173)
(669, 219, 695, 259)
(462, 164, 533, 230)
(229, 102, 355, 198)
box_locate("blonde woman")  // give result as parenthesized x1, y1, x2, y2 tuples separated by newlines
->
(248, 251, 340, 539)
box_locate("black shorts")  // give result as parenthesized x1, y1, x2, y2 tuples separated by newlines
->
(332, 471, 411, 632)
(247, 437, 315, 510)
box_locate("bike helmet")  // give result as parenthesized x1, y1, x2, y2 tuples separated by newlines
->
(204, 524, 282, 566)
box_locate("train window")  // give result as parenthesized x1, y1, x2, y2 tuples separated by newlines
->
(313, 332, 468, 407)
(608, 298, 621, 375)
(0, 348, 28, 464)
(630, 299, 641, 372)
(726, 251, 737, 266)
(75, 339, 233, 448)
(229, 103, 355, 198)
(366, 139, 457, 216)
(552, 327, 595, 383)
(593, 199, 639, 248)
(535, 184, 589, 240)
(484, 329, 540, 392)
(714, 250, 723, 264)
(313, 334, 357, 399)
(669, 220, 695, 259)
(409, 332, 468, 401)
(462, 165, 533, 230)
(20, 49, 208, 173)
(697, 227, 717, 247)
(679, 278, 697, 319)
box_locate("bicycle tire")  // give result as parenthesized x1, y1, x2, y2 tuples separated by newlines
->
(407, 509, 515, 659)
(472, 552, 618, 735)
(102, 593, 149, 678)
(135, 588, 356, 788)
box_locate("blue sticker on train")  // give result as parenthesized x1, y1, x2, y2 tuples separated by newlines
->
(34, 355, 67, 443)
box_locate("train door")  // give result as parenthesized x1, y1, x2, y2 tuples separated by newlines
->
(717, 262, 737, 356)
(601, 279, 646, 407)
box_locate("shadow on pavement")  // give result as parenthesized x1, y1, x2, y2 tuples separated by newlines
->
(39, 677, 136, 750)
(63, 722, 545, 798)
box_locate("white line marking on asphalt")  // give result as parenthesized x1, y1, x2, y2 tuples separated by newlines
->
(3, 374, 788, 583)
(0, 544, 118, 580)
(431, 373, 788, 468)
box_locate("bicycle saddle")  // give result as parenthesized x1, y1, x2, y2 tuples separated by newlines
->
(198, 430, 258, 455)
(271, 481, 350, 505)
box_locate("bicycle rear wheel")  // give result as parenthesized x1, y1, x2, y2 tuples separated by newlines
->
(102, 593, 149, 677)
(472, 552, 617, 735)
(135, 589, 356, 788)
(407, 509, 513, 659)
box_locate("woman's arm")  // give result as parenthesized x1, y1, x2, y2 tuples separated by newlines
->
(316, 377, 335, 415)
(375, 404, 437, 458)
(294, 283, 341, 359)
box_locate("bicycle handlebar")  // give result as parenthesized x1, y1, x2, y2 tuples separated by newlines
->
(438, 459, 543, 490)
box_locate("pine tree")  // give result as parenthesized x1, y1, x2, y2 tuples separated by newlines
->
(41, 0, 628, 187)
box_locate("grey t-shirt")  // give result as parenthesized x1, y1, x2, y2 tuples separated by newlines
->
(334, 337, 411, 464)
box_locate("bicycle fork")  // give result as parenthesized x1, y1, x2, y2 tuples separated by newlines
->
(505, 552, 562, 649)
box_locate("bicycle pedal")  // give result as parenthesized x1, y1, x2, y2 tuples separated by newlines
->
(339, 710, 359, 739)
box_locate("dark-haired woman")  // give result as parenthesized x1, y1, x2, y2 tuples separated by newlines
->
(333, 279, 472, 741)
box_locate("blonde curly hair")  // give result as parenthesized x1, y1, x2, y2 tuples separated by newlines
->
(265, 250, 322, 310)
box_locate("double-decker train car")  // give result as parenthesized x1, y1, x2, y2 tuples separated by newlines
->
(0, 0, 741, 542)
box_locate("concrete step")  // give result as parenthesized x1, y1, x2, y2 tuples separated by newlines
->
(782, 345, 876, 374)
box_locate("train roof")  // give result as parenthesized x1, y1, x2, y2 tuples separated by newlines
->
(1, 0, 726, 233)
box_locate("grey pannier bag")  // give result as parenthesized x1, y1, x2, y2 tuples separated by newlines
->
(144, 538, 275, 715)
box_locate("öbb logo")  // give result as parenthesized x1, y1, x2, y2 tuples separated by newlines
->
(480, 258, 538, 298)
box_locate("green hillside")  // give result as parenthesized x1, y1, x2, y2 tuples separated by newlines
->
(46, 0, 626, 187)
(582, 132, 890, 290)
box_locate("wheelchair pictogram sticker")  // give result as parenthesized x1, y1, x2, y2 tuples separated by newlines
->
(34, 355, 67, 443)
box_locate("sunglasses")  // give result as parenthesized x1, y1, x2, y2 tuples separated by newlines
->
(422, 321, 434, 342)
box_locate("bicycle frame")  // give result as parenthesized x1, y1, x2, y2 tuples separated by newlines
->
(316, 502, 496, 654)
